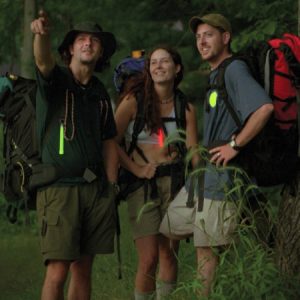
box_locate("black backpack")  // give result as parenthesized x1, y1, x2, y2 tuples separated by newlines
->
(209, 33, 300, 186)
(127, 89, 188, 159)
(0, 74, 59, 223)
(117, 89, 188, 201)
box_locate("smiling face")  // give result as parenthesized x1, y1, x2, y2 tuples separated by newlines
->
(149, 48, 181, 85)
(195, 23, 230, 69)
(69, 33, 103, 69)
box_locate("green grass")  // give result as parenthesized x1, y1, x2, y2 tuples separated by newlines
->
(0, 200, 196, 300)
(0, 196, 300, 300)
(0, 218, 43, 300)
(0, 237, 42, 300)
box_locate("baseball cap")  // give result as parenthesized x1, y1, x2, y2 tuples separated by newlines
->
(189, 13, 232, 35)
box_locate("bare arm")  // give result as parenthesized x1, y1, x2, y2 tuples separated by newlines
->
(115, 94, 156, 179)
(102, 139, 119, 183)
(185, 102, 200, 168)
(30, 10, 55, 78)
(210, 103, 274, 166)
(115, 94, 136, 144)
(233, 103, 274, 147)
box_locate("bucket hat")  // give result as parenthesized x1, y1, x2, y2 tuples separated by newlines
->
(58, 22, 116, 72)
(189, 13, 232, 35)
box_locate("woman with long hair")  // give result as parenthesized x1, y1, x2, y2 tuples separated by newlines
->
(115, 45, 198, 300)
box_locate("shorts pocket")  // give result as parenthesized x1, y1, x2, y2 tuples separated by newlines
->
(218, 205, 237, 237)
(40, 210, 61, 253)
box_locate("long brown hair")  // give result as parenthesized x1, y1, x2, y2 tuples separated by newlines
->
(118, 45, 184, 133)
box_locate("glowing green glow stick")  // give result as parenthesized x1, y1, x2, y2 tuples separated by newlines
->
(59, 122, 64, 155)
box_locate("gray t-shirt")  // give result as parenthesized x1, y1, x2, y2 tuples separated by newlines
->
(203, 59, 272, 200)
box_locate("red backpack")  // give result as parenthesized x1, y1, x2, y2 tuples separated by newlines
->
(268, 33, 300, 130)
(208, 33, 300, 186)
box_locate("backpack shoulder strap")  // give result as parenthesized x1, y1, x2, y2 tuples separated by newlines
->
(16, 76, 36, 115)
(127, 90, 189, 159)
(127, 91, 145, 156)
(212, 56, 243, 129)
(174, 89, 187, 131)
(171, 89, 189, 157)
(209, 56, 234, 99)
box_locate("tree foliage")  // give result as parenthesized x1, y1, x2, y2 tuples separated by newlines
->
(0, 0, 23, 72)
(0, 0, 298, 94)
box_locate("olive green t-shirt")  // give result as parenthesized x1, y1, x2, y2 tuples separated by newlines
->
(36, 65, 116, 184)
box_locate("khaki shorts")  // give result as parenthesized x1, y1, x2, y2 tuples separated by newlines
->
(193, 198, 238, 247)
(36, 180, 116, 264)
(126, 176, 172, 240)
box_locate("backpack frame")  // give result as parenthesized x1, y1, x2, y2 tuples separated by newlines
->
(126, 89, 188, 159)
(117, 89, 189, 201)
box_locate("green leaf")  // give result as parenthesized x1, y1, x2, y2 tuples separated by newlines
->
(262, 21, 277, 35)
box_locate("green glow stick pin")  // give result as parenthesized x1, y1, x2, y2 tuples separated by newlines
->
(59, 122, 64, 155)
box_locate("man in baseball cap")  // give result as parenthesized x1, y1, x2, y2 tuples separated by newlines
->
(187, 12, 273, 297)
(189, 13, 233, 69)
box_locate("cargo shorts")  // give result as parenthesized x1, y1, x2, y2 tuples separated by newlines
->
(36, 180, 116, 264)
(126, 176, 172, 240)
(193, 198, 238, 247)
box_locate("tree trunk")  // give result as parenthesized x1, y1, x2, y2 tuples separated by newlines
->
(20, 0, 36, 78)
(298, 0, 300, 35)
(276, 176, 300, 276)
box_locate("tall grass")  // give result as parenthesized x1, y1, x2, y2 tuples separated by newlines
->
(0, 176, 300, 299)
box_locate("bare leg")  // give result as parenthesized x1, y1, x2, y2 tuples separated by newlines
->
(156, 235, 179, 298)
(135, 235, 159, 293)
(196, 247, 218, 297)
(41, 260, 70, 300)
(68, 255, 94, 300)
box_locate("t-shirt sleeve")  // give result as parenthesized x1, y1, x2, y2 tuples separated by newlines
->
(225, 60, 272, 124)
(35, 64, 64, 102)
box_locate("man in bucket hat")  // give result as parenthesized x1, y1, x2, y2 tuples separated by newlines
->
(188, 13, 273, 296)
(31, 10, 119, 300)
(57, 21, 116, 72)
